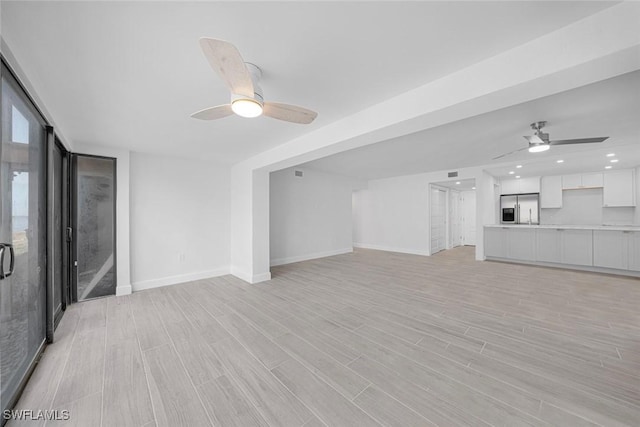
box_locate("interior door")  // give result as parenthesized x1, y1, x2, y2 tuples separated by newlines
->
(430, 187, 446, 254)
(448, 190, 462, 248)
(0, 62, 47, 416)
(462, 190, 477, 246)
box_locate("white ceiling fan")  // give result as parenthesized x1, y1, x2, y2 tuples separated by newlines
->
(493, 121, 608, 160)
(191, 38, 317, 124)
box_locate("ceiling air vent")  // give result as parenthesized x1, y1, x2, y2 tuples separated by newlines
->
(294, 170, 303, 177)
(448, 171, 458, 178)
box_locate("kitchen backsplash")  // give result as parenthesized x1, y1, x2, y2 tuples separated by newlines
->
(540, 188, 636, 225)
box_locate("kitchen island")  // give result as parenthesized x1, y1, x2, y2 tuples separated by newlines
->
(484, 224, 640, 277)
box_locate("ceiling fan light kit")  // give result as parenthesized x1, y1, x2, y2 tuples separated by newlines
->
(191, 38, 317, 124)
(231, 96, 263, 118)
(528, 144, 550, 153)
(493, 120, 609, 160)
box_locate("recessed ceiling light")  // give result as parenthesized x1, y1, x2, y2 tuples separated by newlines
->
(508, 171, 514, 174)
(472, 187, 476, 190)
(515, 176, 521, 179)
(605, 166, 612, 169)
(610, 159, 619, 163)
(455, 181, 461, 185)
(556, 159, 564, 163)
(606, 153, 615, 157)
(516, 165, 522, 168)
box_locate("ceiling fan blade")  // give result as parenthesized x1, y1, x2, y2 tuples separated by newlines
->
(523, 135, 545, 144)
(191, 104, 234, 120)
(492, 146, 529, 160)
(199, 38, 254, 98)
(263, 102, 318, 124)
(549, 137, 609, 145)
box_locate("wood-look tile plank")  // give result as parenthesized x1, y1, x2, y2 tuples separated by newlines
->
(47, 392, 102, 427)
(216, 312, 289, 369)
(210, 338, 313, 427)
(353, 385, 437, 427)
(143, 343, 212, 427)
(130, 292, 170, 351)
(172, 337, 224, 386)
(52, 327, 106, 407)
(196, 375, 270, 427)
(274, 332, 370, 400)
(103, 338, 154, 427)
(106, 295, 136, 346)
(271, 358, 381, 426)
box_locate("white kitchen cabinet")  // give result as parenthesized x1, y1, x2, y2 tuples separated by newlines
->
(560, 229, 593, 266)
(562, 173, 603, 189)
(506, 228, 536, 261)
(536, 228, 561, 263)
(593, 230, 627, 270)
(500, 179, 520, 195)
(562, 174, 582, 190)
(519, 177, 540, 194)
(540, 176, 562, 208)
(629, 232, 640, 272)
(484, 227, 507, 258)
(603, 169, 636, 207)
(581, 173, 604, 188)
(500, 177, 540, 195)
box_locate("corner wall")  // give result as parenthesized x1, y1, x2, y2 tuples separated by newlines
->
(129, 152, 231, 291)
(270, 167, 354, 266)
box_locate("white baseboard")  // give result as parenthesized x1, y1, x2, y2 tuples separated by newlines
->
(230, 266, 272, 284)
(270, 247, 353, 267)
(353, 243, 430, 257)
(132, 266, 230, 292)
(116, 285, 132, 296)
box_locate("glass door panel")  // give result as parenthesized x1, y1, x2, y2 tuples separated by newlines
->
(0, 64, 47, 415)
(74, 155, 116, 301)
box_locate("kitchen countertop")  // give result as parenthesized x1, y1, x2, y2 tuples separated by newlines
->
(485, 224, 640, 231)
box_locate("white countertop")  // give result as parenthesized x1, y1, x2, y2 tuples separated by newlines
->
(485, 224, 640, 231)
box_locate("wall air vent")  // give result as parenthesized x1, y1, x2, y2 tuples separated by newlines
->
(448, 171, 458, 178)
(294, 170, 303, 177)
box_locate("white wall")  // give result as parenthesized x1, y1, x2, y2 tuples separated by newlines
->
(270, 167, 354, 266)
(129, 152, 230, 291)
(353, 167, 491, 259)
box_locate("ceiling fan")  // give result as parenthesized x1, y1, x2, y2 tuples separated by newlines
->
(493, 121, 608, 160)
(191, 38, 317, 124)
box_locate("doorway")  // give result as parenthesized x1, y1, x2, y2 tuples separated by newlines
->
(431, 179, 477, 254)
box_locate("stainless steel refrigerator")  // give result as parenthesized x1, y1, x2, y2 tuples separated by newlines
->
(500, 193, 539, 224)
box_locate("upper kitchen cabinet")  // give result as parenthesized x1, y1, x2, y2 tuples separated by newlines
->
(540, 176, 562, 208)
(603, 169, 636, 207)
(562, 173, 603, 189)
(500, 176, 540, 195)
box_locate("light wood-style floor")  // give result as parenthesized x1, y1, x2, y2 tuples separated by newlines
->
(9, 247, 640, 426)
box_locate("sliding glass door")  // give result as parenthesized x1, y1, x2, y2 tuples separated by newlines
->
(0, 62, 47, 416)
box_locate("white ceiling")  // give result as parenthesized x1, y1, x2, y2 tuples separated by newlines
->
(1, 1, 616, 163)
(303, 70, 640, 180)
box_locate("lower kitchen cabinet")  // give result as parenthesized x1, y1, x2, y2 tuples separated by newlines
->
(629, 232, 640, 271)
(536, 228, 561, 263)
(593, 230, 628, 270)
(506, 228, 536, 260)
(560, 229, 593, 266)
(484, 227, 506, 258)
